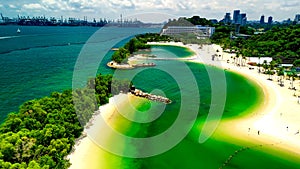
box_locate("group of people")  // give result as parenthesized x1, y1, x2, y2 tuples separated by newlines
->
(248, 126, 299, 136)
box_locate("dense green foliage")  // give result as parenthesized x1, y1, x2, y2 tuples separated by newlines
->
(111, 33, 173, 63)
(136, 33, 173, 42)
(0, 90, 83, 168)
(294, 59, 300, 67)
(185, 16, 213, 26)
(111, 47, 130, 63)
(124, 38, 150, 54)
(211, 25, 300, 63)
(0, 74, 131, 168)
(240, 25, 300, 60)
(210, 26, 232, 44)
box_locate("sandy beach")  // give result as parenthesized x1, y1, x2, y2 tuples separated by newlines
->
(68, 94, 129, 169)
(68, 42, 300, 168)
(186, 43, 300, 157)
(68, 94, 147, 169)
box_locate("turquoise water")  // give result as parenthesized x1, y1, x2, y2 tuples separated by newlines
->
(0, 25, 159, 121)
(1, 26, 300, 168)
(150, 45, 195, 58)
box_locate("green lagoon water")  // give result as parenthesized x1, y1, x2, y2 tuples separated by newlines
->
(1, 26, 300, 168)
(104, 46, 300, 169)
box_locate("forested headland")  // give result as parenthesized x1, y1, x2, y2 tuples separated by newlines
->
(0, 74, 131, 168)
(211, 24, 300, 64)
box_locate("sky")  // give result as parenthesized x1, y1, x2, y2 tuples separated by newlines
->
(0, 0, 299, 22)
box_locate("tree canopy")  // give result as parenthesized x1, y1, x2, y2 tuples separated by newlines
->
(211, 24, 300, 63)
(111, 33, 173, 63)
(185, 16, 213, 26)
(0, 73, 130, 168)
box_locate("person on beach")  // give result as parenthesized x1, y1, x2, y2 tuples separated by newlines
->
(258, 130, 260, 135)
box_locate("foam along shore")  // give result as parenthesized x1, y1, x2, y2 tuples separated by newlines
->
(67, 94, 132, 169)
(184, 43, 300, 157)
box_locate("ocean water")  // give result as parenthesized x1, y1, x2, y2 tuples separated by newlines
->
(1, 26, 300, 168)
(0, 25, 159, 121)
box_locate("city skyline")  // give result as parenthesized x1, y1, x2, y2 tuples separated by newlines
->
(0, 0, 299, 22)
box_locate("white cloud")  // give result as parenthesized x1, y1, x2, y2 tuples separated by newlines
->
(281, 0, 300, 7)
(108, 0, 135, 9)
(23, 3, 46, 10)
(8, 4, 17, 9)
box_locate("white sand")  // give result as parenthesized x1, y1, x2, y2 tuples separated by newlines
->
(185, 43, 300, 156)
(68, 94, 130, 169)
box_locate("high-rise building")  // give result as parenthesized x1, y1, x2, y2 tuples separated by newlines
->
(268, 16, 273, 25)
(233, 10, 240, 24)
(239, 13, 247, 26)
(260, 15, 265, 24)
(223, 13, 231, 24)
(295, 14, 300, 22)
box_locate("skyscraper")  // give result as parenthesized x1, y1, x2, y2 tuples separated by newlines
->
(295, 14, 300, 22)
(233, 10, 240, 24)
(223, 13, 231, 24)
(260, 15, 265, 24)
(239, 13, 247, 26)
(268, 16, 273, 25)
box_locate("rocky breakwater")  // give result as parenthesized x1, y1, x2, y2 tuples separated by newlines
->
(107, 61, 134, 69)
(129, 86, 172, 104)
(107, 61, 156, 69)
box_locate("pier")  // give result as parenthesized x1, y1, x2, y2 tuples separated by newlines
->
(130, 86, 171, 104)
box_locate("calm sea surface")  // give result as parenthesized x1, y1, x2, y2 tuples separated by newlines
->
(0, 25, 158, 121)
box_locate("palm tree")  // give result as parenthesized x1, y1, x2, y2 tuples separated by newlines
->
(277, 67, 285, 86)
(262, 60, 268, 73)
(242, 56, 247, 67)
(268, 60, 277, 80)
(287, 72, 296, 90)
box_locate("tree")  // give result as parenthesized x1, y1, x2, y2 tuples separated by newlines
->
(286, 72, 296, 90)
(126, 38, 138, 54)
(262, 60, 269, 73)
(267, 60, 277, 80)
(293, 59, 300, 67)
(277, 67, 285, 86)
(186, 16, 213, 26)
(27, 160, 42, 169)
(111, 48, 130, 63)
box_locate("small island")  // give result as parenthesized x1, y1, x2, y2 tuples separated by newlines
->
(107, 33, 172, 69)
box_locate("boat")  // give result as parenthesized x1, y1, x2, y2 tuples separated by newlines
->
(17, 28, 21, 33)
